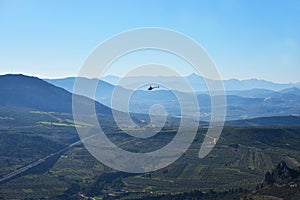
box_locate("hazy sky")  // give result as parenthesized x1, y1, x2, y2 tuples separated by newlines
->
(0, 0, 299, 83)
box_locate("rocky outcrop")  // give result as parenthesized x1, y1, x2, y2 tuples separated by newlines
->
(260, 161, 298, 188)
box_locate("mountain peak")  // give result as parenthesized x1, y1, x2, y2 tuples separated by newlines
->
(1, 73, 39, 79)
(0, 73, 53, 90)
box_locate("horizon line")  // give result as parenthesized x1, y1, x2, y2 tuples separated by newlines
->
(0, 72, 299, 85)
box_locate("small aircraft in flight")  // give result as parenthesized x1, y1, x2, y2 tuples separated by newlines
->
(148, 85, 159, 90)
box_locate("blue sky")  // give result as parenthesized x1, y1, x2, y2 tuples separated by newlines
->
(0, 0, 300, 83)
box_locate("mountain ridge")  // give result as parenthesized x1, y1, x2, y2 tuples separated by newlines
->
(0, 74, 111, 115)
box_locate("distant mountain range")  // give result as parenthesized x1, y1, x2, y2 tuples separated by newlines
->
(45, 75, 300, 120)
(1, 73, 300, 122)
(1, 74, 300, 125)
(102, 73, 300, 92)
(45, 74, 300, 96)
